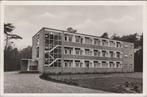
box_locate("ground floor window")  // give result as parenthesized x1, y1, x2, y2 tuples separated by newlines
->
(116, 62, 122, 68)
(102, 61, 108, 68)
(75, 60, 83, 67)
(29, 65, 38, 70)
(64, 60, 73, 67)
(109, 61, 115, 68)
(94, 61, 101, 68)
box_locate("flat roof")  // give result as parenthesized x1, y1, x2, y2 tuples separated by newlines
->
(33, 27, 134, 44)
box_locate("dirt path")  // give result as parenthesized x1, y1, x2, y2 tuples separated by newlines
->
(4, 72, 106, 93)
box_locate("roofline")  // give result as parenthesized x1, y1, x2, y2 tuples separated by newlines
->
(33, 27, 134, 44)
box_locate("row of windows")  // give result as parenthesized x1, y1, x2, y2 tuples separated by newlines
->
(64, 34, 122, 48)
(64, 60, 122, 68)
(64, 47, 122, 58)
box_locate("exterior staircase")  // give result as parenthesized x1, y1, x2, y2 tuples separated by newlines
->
(48, 45, 61, 53)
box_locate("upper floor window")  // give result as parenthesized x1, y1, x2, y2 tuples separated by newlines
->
(45, 52, 49, 58)
(64, 34, 73, 42)
(85, 37, 92, 44)
(75, 48, 83, 55)
(116, 52, 121, 58)
(75, 36, 83, 43)
(110, 41, 115, 47)
(102, 39, 109, 46)
(37, 34, 39, 39)
(116, 42, 122, 48)
(64, 47, 73, 55)
(102, 50, 108, 57)
(36, 47, 39, 58)
(85, 49, 92, 56)
(109, 51, 115, 58)
(94, 38, 101, 45)
(94, 50, 100, 56)
(45, 34, 49, 38)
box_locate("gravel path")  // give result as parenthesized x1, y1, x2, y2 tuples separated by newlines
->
(4, 72, 106, 93)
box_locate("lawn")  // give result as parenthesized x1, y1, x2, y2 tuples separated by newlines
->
(41, 72, 142, 93)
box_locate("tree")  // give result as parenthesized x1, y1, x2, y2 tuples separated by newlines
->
(111, 33, 143, 72)
(134, 48, 143, 72)
(111, 34, 121, 41)
(4, 46, 20, 71)
(4, 23, 23, 71)
(67, 27, 77, 33)
(111, 33, 141, 48)
(20, 46, 32, 59)
(100, 32, 109, 39)
(4, 23, 22, 50)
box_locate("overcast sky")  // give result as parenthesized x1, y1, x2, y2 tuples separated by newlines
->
(5, 5, 143, 50)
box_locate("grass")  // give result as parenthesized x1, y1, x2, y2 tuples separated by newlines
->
(40, 72, 142, 93)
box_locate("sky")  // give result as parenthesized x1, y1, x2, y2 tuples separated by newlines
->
(4, 5, 143, 50)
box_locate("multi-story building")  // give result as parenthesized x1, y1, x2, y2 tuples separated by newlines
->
(32, 27, 134, 74)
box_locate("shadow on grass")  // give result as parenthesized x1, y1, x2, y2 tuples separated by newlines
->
(39, 74, 79, 86)
(39, 73, 142, 93)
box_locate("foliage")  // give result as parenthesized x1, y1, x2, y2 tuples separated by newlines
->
(4, 46, 32, 71)
(100, 32, 109, 39)
(20, 46, 32, 59)
(67, 27, 77, 33)
(111, 33, 142, 48)
(134, 48, 143, 72)
(4, 23, 23, 49)
(4, 23, 23, 71)
(4, 46, 20, 71)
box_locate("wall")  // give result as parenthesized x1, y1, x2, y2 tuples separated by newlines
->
(43, 67, 123, 74)
(33, 28, 134, 74)
(122, 42, 134, 72)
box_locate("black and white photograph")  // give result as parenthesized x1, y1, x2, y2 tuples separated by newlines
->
(0, 1, 147, 96)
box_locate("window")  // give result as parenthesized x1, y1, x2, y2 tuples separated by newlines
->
(116, 42, 121, 48)
(109, 62, 115, 68)
(110, 41, 115, 47)
(94, 61, 101, 68)
(116, 62, 122, 68)
(45, 53, 49, 58)
(85, 37, 92, 44)
(64, 47, 73, 55)
(102, 40, 108, 46)
(75, 60, 82, 67)
(64, 34, 73, 42)
(36, 47, 39, 58)
(102, 61, 108, 68)
(64, 60, 73, 67)
(65, 35, 68, 41)
(45, 34, 49, 38)
(69, 35, 72, 42)
(116, 52, 121, 58)
(37, 34, 39, 39)
(75, 36, 83, 43)
(85, 49, 92, 56)
(94, 50, 100, 56)
(29, 65, 38, 70)
(44, 59, 49, 64)
(75, 48, 82, 55)
(52, 60, 61, 67)
(102, 50, 108, 57)
(94, 38, 101, 45)
(85, 61, 90, 68)
(109, 51, 115, 58)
